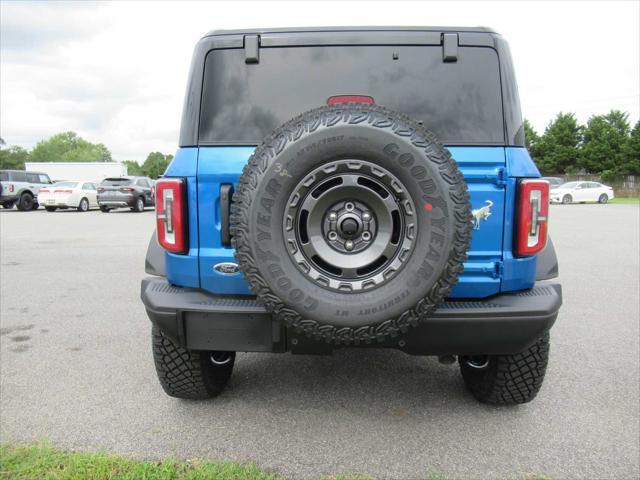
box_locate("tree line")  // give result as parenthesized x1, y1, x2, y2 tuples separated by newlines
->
(525, 110, 639, 178)
(2, 113, 639, 179)
(0, 131, 173, 179)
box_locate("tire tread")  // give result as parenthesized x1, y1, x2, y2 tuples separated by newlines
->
(460, 333, 550, 405)
(151, 327, 233, 400)
(230, 104, 472, 345)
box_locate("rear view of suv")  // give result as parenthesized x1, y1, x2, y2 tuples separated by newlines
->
(141, 27, 562, 405)
(97, 176, 155, 212)
(0, 170, 53, 211)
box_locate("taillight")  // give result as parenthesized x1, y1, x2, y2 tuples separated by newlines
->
(515, 179, 549, 257)
(39, 189, 50, 193)
(54, 189, 72, 193)
(97, 187, 105, 193)
(120, 187, 134, 192)
(155, 178, 186, 254)
(327, 95, 375, 106)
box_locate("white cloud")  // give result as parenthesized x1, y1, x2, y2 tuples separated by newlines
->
(1, 0, 638, 161)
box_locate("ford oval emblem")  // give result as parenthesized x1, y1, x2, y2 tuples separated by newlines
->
(214, 262, 240, 275)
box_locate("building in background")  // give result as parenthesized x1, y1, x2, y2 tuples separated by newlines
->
(24, 162, 127, 182)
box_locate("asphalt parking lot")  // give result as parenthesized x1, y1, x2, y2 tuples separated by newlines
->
(1, 204, 638, 479)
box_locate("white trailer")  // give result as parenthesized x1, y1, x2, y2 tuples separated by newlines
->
(24, 162, 128, 183)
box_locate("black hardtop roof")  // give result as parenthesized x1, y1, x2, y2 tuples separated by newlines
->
(203, 26, 497, 38)
(180, 25, 523, 148)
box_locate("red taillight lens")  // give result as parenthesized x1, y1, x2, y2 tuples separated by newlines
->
(39, 189, 50, 193)
(97, 187, 105, 193)
(515, 179, 549, 257)
(120, 187, 134, 193)
(155, 178, 186, 254)
(54, 189, 72, 193)
(327, 95, 375, 106)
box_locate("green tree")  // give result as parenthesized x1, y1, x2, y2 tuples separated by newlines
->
(141, 152, 173, 179)
(620, 120, 640, 175)
(523, 119, 540, 161)
(122, 160, 144, 176)
(0, 145, 30, 170)
(535, 112, 582, 174)
(580, 110, 631, 174)
(30, 131, 112, 162)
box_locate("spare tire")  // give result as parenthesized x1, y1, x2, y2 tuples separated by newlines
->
(231, 104, 472, 344)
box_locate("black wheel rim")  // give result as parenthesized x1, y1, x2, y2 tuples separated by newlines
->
(283, 159, 417, 292)
(23, 196, 33, 209)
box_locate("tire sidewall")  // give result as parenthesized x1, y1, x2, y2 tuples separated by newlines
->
(241, 119, 463, 329)
(79, 198, 89, 212)
(18, 192, 34, 211)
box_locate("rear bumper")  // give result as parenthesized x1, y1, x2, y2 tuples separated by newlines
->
(97, 194, 135, 207)
(141, 277, 562, 355)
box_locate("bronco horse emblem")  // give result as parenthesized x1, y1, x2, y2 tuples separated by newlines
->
(471, 200, 493, 230)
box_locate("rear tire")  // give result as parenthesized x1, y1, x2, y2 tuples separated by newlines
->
(562, 195, 572, 205)
(132, 197, 144, 212)
(77, 198, 89, 212)
(100, 205, 111, 213)
(16, 192, 35, 211)
(598, 194, 608, 204)
(45, 206, 57, 212)
(152, 326, 235, 400)
(459, 333, 550, 405)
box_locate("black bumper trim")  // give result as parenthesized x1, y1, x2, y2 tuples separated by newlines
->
(141, 277, 562, 355)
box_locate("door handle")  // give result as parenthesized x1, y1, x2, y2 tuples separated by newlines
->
(220, 184, 233, 246)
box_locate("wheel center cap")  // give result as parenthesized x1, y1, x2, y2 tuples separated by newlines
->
(340, 218, 359, 237)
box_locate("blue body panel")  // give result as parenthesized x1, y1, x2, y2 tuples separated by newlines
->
(197, 147, 255, 294)
(164, 147, 199, 288)
(163, 146, 541, 298)
(447, 147, 505, 297)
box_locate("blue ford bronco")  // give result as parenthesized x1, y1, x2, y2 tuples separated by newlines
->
(142, 27, 562, 405)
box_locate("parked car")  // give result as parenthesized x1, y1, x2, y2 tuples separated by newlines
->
(141, 26, 562, 405)
(550, 181, 614, 204)
(0, 169, 53, 211)
(542, 177, 564, 189)
(38, 181, 99, 212)
(97, 176, 155, 212)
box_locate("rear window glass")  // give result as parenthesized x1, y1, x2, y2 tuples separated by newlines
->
(11, 171, 27, 182)
(199, 46, 504, 145)
(101, 178, 132, 186)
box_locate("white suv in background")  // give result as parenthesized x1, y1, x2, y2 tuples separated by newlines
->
(0, 170, 53, 211)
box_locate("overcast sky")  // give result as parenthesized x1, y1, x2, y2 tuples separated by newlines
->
(1, 0, 639, 162)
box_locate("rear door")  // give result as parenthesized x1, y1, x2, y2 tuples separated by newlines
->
(196, 42, 506, 298)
